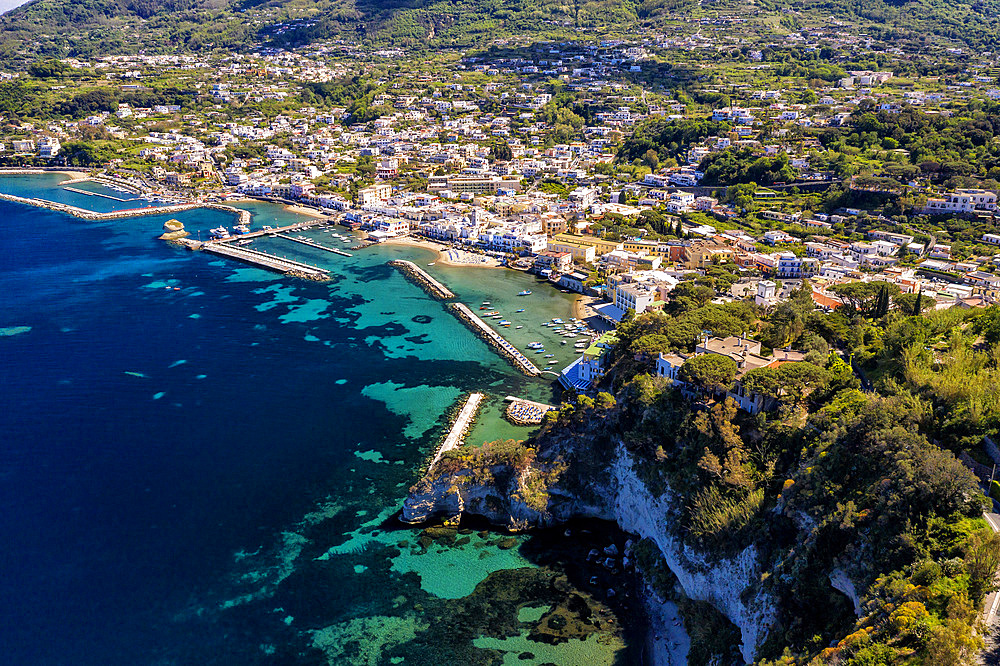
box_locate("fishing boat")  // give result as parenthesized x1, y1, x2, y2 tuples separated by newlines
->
(516, 309, 525, 313)
(517, 290, 532, 296)
(499, 320, 511, 326)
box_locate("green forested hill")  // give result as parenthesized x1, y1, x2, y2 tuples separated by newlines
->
(0, 0, 998, 63)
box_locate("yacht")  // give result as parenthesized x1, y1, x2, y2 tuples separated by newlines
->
(209, 226, 230, 240)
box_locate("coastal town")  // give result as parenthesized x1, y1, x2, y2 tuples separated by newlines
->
(6, 6, 1000, 663)
(3, 35, 1000, 398)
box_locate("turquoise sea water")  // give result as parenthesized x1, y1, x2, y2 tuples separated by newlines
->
(0, 175, 640, 664)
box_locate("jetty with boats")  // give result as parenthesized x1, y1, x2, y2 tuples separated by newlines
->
(449, 303, 541, 376)
(275, 233, 353, 257)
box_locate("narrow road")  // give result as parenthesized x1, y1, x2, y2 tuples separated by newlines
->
(978, 513, 1000, 665)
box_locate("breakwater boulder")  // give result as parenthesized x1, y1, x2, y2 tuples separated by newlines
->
(158, 218, 189, 240)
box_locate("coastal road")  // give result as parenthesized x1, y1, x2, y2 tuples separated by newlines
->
(979, 513, 1000, 665)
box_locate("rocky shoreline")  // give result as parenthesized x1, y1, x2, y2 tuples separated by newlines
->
(401, 433, 777, 664)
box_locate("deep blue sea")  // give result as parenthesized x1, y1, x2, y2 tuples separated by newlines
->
(0, 175, 640, 665)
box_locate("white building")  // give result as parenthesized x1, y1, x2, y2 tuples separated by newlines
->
(923, 189, 997, 215)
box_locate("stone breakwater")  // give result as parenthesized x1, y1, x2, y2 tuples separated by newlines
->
(194, 240, 331, 281)
(424, 392, 484, 472)
(448, 303, 541, 377)
(387, 260, 455, 299)
(0, 191, 251, 225)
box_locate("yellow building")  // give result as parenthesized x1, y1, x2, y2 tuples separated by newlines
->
(546, 239, 597, 264)
(551, 233, 623, 256)
(622, 239, 663, 256)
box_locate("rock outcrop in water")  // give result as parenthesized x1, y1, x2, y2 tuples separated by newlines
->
(402, 427, 777, 663)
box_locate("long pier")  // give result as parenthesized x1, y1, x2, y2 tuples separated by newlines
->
(196, 241, 330, 280)
(0, 191, 201, 220)
(275, 233, 352, 257)
(388, 260, 455, 300)
(429, 392, 485, 469)
(0, 191, 252, 225)
(62, 186, 141, 202)
(450, 303, 541, 376)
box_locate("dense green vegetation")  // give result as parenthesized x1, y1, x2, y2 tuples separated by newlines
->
(522, 285, 1000, 664)
(618, 118, 731, 165)
(4, 0, 1000, 63)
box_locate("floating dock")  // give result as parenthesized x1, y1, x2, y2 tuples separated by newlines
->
(275, 233, 353, 257)
(195, 241, 330, 280)
(62, 186, 142, 202)
(388, 260, 455, 300)
(450, 303, 541, 376)
(503, 396, 557, 426)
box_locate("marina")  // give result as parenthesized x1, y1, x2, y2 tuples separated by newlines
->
(274, 233, 353, 257)
(388, 259, 456, 300)
(449, 303, 541, 376)
(62, 186, 144, 203)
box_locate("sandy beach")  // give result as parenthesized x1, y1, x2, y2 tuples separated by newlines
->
(382, 236, 502, 268)
(0, 168, 91, 182)
(283, 203, 329, 220)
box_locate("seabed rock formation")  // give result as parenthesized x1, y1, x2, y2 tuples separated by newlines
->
(403, 438, 777, 663)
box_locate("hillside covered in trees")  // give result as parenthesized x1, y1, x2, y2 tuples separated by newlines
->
(420, 284, 1000, 664)
(2, 0, 1000, 63)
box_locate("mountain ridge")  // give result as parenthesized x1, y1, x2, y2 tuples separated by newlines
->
(0, 0, 998, 64)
